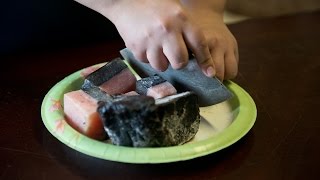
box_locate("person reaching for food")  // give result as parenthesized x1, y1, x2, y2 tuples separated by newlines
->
(74, 0, 239, 81)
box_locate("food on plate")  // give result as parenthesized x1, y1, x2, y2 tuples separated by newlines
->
(98, 92, 200, 147)
(124, 91, 139, 96)
(63, 90, 106, 140)
(82, 58, 136, 95)
(63, 58, 200, 147)
(136, 74, 177, 99)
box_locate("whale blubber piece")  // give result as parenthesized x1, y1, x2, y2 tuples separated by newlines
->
(81, 57, 136, 96)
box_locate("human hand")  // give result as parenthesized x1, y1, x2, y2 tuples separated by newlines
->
(105, 0, 215, 77)
(186, 10, 239, 80)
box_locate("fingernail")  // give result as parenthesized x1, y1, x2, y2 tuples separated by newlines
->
(205, 66, 215, 77)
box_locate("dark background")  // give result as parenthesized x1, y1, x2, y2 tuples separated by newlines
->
(0, 0, 121, 55)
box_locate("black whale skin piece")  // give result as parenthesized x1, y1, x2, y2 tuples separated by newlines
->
(97, 92, 200, 147)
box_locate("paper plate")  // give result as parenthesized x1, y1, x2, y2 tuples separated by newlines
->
(41, 63, 257, 164)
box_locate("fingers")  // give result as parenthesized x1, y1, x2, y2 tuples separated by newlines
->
(147, 46, 169, 71)
(210, 48, 225, 81)
(129, 46, 169, 71)
(209, 44, 239, 81)
(130, 33, 189, 72)
(130, 34, 238, 81)
(183, 23, 215, 77)
(131, 48, 148, 63)
(162, 33, 189, 70)
(224, 49, 238, 80)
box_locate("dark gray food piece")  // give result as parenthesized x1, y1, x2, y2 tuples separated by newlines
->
(81, 81, 113, 102)
(81, 57, 128, 95)
(97, 92, 200, 147)
(136, 74, 166, 95)
(84, 57, 127, 86)
(120, 48, 233, 106)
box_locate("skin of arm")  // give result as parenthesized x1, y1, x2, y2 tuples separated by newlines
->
(74, 0, 238, 80)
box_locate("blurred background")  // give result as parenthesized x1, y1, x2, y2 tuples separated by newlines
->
(0, 0, 121, 55)
(1, 0, 320, 56)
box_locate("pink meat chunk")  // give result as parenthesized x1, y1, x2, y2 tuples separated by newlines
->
(146, 81, 177, 99)
(124, 91, 139, 96)
(99, 69, 136, 95)
(64, 90, 106, 140)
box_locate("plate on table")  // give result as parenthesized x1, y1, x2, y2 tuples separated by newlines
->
(41, 63, 257, 164)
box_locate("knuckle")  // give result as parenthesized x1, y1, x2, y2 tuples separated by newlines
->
(155, 18, 172, 33)
(210, 35, 229, 50)
(173, 7, 188, 22)
(143, 29, 153, 39)
(155, 6, 187, 33)
(200, 57, 212, 65)
(196, 38, 209, 50)
(208, 36, 218, 46)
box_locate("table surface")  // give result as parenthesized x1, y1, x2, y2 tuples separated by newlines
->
(1, 11, 319, 180)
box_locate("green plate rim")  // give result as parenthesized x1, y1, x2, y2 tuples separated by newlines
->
(41, 65, 257, 164)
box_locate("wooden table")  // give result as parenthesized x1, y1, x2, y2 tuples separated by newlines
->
(1, 11, 319, 180)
